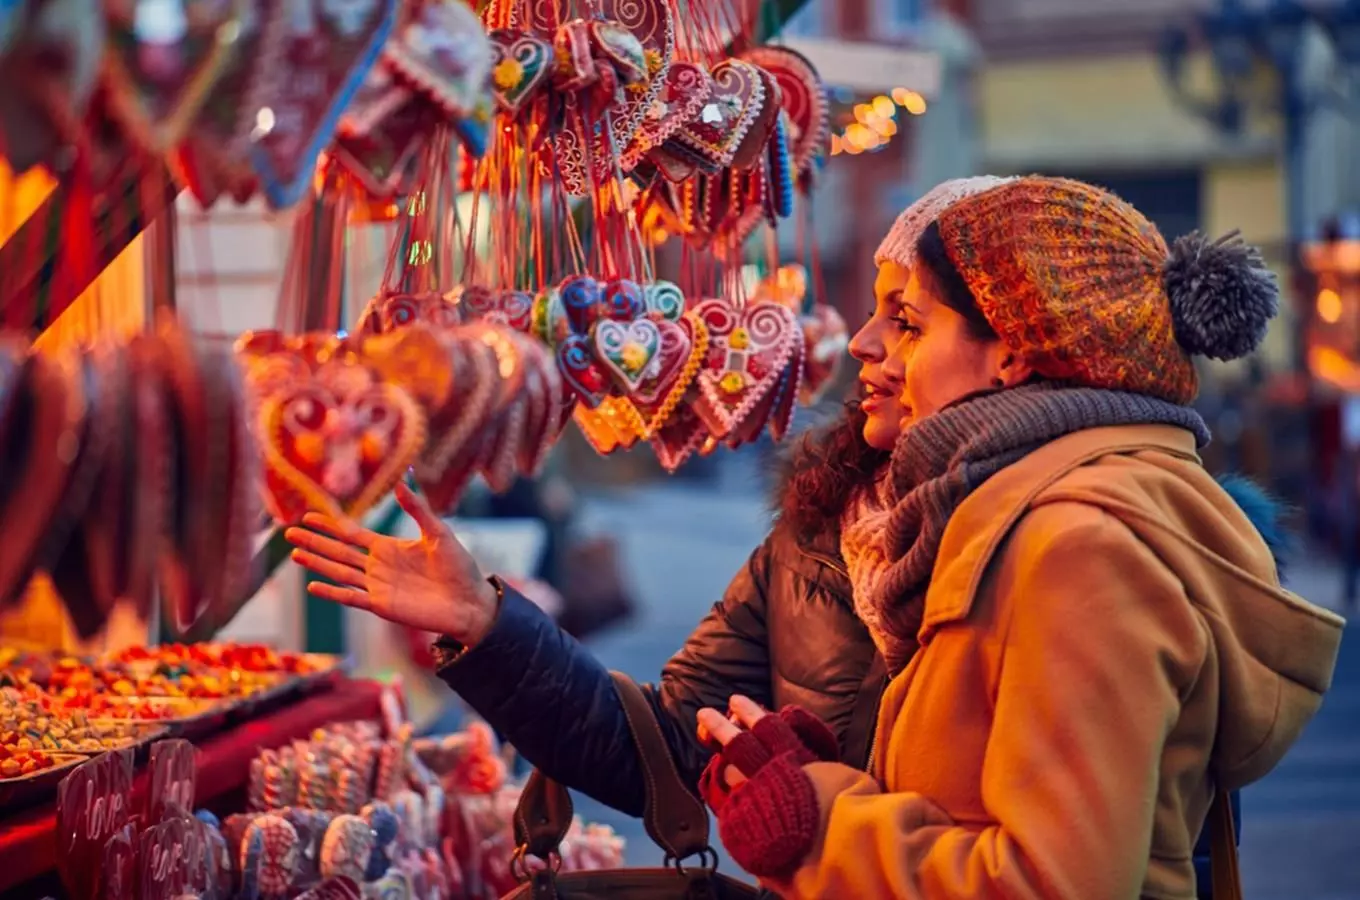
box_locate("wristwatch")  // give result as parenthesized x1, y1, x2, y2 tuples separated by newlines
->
(429, 575, 506, 669)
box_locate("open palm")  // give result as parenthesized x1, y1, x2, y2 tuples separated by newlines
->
(285, 482, 500, 644)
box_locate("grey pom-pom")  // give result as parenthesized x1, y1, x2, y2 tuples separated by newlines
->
(1163, 230, 1279, 361)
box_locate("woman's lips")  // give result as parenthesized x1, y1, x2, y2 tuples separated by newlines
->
(860, 382, 895, 413)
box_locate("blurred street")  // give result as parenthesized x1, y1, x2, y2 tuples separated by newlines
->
(566, 456, 1359, 899)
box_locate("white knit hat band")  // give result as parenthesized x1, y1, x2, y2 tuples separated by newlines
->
(873, 176, 1016, 270)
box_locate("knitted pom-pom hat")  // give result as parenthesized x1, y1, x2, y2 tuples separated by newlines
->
(875, 176, 1015, 271)
(933, 175, 1279, 405)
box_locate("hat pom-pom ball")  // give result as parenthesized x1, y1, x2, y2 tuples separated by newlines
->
(1163, 230, 1280, 361)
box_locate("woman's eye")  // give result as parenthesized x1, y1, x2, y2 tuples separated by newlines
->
(891, 316, 919, 334)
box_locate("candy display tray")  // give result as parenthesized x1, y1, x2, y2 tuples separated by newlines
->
(0, 753, 86, 809)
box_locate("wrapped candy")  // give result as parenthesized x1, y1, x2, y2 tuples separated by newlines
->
(320, 815, 374, 883)
(240, 815, 300, 900)
(295, 876, 362, 900)
(282, 807, 334, 888)
(361, 801, 400, 880)
(390, 790, 427, 851)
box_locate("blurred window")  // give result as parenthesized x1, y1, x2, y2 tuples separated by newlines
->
(877, 0, 928, 35)
(780, 0, 826, 37)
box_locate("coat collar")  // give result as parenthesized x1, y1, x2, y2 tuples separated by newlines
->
(921, 425, 1201, 639)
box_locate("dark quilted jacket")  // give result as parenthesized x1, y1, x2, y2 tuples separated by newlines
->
(437, 517, 883, 816)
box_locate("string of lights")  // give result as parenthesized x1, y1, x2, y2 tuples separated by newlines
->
(829, 87, 928, 156)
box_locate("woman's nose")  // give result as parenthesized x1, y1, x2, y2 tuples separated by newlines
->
(849, 317, 883, 363)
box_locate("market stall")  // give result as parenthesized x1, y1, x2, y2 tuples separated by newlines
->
(0, 0, 947, 893)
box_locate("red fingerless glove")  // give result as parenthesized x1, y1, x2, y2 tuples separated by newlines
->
(698, 707, 838, 880)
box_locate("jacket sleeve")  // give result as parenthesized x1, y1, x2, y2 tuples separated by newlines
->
(774, 504, 1207, 900)
(437, 535, 777, 817)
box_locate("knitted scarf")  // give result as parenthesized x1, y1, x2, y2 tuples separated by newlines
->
(839, 383, 1211, 674)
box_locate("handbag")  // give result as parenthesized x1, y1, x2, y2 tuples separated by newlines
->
(501, 672, 760, 900)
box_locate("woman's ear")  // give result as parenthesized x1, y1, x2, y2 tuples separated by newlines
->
(995, 351, 1033, 388)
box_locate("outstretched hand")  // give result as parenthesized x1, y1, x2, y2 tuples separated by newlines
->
(284, 482, 501, 646)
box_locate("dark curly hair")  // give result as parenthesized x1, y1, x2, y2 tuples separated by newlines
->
(777, 400, 890, 539)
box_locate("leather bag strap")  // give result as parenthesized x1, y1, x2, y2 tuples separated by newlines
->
(513, 671, 713, 864)
(1209, 789, 1243, 900)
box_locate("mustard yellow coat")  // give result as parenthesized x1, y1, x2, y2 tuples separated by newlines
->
(777, 425, 1344, 899)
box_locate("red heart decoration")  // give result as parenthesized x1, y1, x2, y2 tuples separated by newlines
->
(458, 286, 535, 332)
(258, 360, 425, 525)
(740, 45, 828, 177)
(622, 62, 713, 170)
(673, 60, 765, 170)
(729, 66, 782, 170)
(414, 337, 499, 514)
(331, 94, 432, 200)
(689, 299, 799, 441)
(649, 404, 707, 473)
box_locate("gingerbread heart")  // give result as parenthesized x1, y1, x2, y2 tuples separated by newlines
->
(740, 45, 829, 177)
(623, 61, 713, 170)
(250, 0, 398, 209)
(556, 333, 609, 408)
(674, 59, 764, 170)
(514, 336, 561, 476)
(487, 28, 553, 114)
(177, 0, 290, 207)
(649, 404, 707, 472)
(414, 337, 498, 514)
(730, 65, 783, 170)
(559, 274, 604, 334)
(590, 20, 647, 85)
(690, 299, 799, 440)
(633, 313, 706, 430)
(258, 362, 425, 524)
(800, 302, 848, 405)
(100, 0, 243, 156)
(643, 280, 685, 322)
(601, 278, 645, 322)
(385, 0, 493, 120)
(593, 318, 662, 393)
(459, 287, 534, 332)
(331, 94, 431, 200)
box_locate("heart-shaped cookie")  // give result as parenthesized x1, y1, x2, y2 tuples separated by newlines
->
(674, 59, 765, 170)
(156, 321, 260, 633)
(740, 45, 829, 177)
(100, 0, 243, 156)
(633, 313, 706, 434)
(177, 0, 290, 207)
(593, 318, 662, 393)
(690, 299, 799, 440)
(259, 362, 425, 524)
(385, 0, 492, 120)
(559, 274, 604, 334)
(458, 286, 534, 332)
(331, 94, 431, 199)
(250, 0, 398, 209)
(556, 333, 609, 408)
(601, 278, 645, 322)
(590, 20, 647, 85)
(413, 335, 498, 514)
(800, 302, 848, 405)
(729, 65, 782, 170)
(649, 404, 707, 473)
(622, 61, 713, 170)
(359, 291, 462, 335)
(487, 28, 553, 115)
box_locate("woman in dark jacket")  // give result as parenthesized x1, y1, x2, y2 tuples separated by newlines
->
(286, 178, 1245, 892)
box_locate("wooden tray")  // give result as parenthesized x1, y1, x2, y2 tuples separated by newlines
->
(0, 752, 86, 809)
